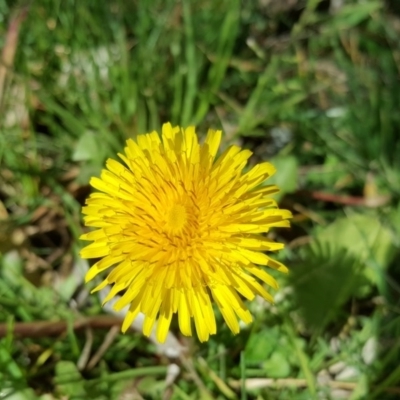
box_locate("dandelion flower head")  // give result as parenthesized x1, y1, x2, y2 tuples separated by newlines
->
(80, 123, 291, 343)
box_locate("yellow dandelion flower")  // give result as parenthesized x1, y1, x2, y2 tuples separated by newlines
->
(80, 123, 291, 343)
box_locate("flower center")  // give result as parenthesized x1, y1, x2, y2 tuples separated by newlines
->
(166, 204, 187, 233)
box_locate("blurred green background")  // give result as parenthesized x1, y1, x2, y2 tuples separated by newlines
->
(1, 0, 400, 399)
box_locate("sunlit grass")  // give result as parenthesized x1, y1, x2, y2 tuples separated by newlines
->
(1, 0, 400, 399)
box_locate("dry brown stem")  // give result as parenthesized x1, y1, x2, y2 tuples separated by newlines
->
(0, 315, 123, 339)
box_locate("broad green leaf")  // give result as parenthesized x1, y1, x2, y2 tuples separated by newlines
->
(317, 214, 396, 286)
(55, 361, 87, 398)
(0, 388, 37, 400)
(262, 351, 291, 378)
(291, 213, 396, 332)
(268, 155, 298, 200)
(245, 327, 279, 364)
(306, 154, 348, 188)
(289, 240, 361, 332)
(72, 131, 100, 162)
(76, 163, 103, 185)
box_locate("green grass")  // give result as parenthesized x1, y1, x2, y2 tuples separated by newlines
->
(1, 0, 400, 398)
